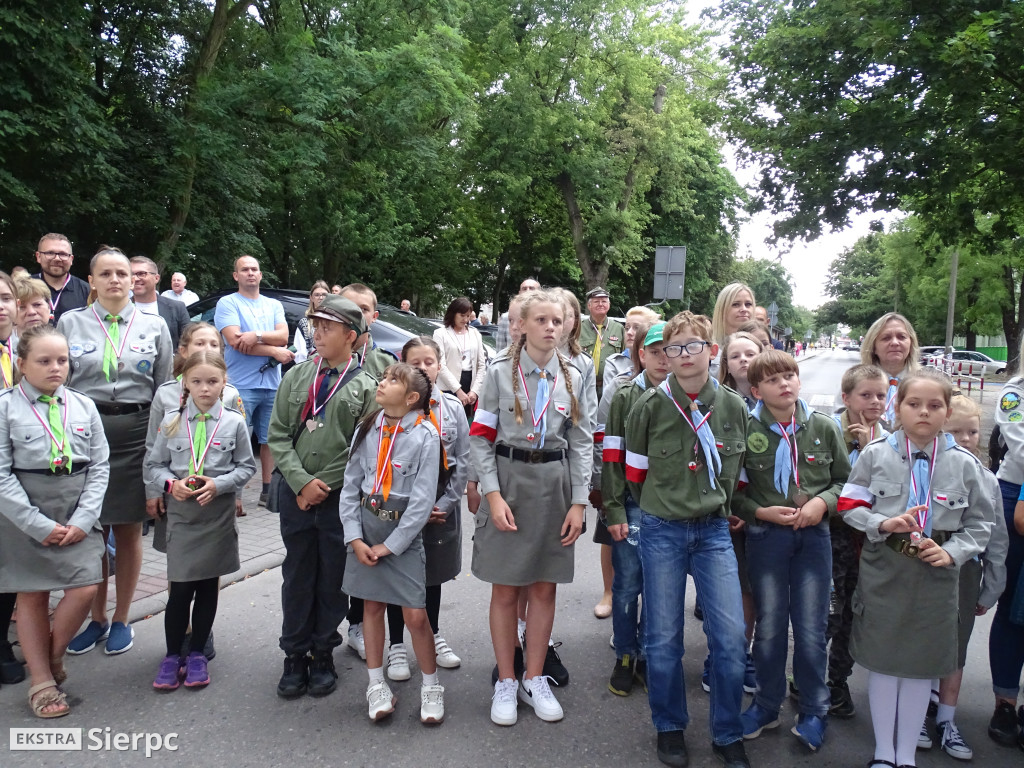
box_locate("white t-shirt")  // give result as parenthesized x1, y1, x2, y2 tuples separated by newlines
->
(135, 299, 160, 316)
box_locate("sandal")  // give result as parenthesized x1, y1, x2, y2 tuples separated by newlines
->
(50, 656, 67, 686)
(28, 680, 70, 718)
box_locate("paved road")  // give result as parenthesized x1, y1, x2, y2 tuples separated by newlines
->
(3, 352, 1020, 767)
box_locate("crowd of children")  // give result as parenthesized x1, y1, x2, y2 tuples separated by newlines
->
(1, 267, 1021, 768)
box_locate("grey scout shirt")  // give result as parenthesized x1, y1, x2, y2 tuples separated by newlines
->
(58, 300, 173, 403)
(341, 410, 441, 556)
(432, 386, 471, 517)
(0, 383, 110, 541)
(144, 400, 256, 497)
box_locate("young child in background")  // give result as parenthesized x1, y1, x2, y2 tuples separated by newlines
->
(341, 363, 443, 723)
(144, 351, 255, 690)
(718, 331, 764, 411)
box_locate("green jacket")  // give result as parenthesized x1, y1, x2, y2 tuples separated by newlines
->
(267, 359, 377, 494)
(579, 315, 625, 390)
(734, 401, 852, 524)
(625, 375, 748, 521)
(601, 372, 651, 526)
(359, 339, 398, 383)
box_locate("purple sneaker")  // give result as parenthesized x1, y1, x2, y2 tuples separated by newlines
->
(153, 655, 183, 690)
(183, 652, 210, 688)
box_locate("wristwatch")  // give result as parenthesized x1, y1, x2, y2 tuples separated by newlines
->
(256, 331, 263, 343)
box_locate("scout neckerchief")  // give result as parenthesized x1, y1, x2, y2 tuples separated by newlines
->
(906, 435, 938, 537)
(186, 408, 222, 477)
(518, 363, 558, 448)
(19, 383, 71, 472)
(90, 304, 137, 381)
(0, 337, 12, 388)
(428, 389, 449, 469)
(49, 274, 71, 320)
(589, 318, 606, 372)
(659, 377, 722, 488)
(752, 399, 807, 501)
(884, 376, 899, 423)
(373, 412, 424, 502)
(300, 357, 353, 423)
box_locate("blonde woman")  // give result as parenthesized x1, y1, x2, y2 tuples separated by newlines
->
(710, 283, 756, 377)
(859, 312, 920, 427)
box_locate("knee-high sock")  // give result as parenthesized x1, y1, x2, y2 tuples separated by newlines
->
(868, 671, 899, 763)
(895, 676, 932, 767)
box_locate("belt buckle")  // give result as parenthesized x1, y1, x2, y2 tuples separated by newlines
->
(900, 540, 919, 558)
(528, 450, 542, 464)
(376, 509, 391, 522)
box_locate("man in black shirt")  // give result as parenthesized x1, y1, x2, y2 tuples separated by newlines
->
(31, 233, 90, 324)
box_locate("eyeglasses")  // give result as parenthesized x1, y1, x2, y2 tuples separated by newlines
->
(39, 251, 72, 260)
(132, 271, 157, 278)
(663, 341, 711, 358)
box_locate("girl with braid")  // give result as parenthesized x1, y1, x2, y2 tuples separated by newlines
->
(470, 289, 592, 726)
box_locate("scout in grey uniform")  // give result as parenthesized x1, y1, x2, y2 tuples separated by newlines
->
(0, 324, 110, 717)
(60, 248, 173, 657)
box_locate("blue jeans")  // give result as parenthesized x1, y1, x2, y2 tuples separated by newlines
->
(746, 520, 832, 717)
(991, 480, 1024, 698)
(611, 495, 644, 658)
(639, 513, 746, 744)
(236, 387, 276, 443)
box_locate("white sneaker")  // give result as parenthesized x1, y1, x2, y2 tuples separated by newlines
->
(939, 720, 973, 760)
(918, 720, 933, 749)
(348, 624, 366, 660)
(434, 634, 461, 669)
(491, 678, 519, 726)
(420, 683, 445, 724)
(519, 675, 564, 722)
(387, 643, 411, 681)
(367, 681, 395, 721)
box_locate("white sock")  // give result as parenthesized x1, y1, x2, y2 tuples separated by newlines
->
(422, 671, 439, 687)
(868, 671, 899, 764)
(368, 666, 384, 685)
(517, 618, 526, 637)
(936, 703, 956, 725)
(895, 677, 932, 766)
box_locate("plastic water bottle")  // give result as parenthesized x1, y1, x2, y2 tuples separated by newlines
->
(626, 523, 640, 547)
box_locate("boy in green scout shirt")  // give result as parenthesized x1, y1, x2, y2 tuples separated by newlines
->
(268, 296, 376, 701)
(735, 349, 851, 753)
(624, 311, 752, 768)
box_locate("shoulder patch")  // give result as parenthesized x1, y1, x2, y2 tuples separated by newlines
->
(1001, 392, 1021, 412)
(747, 432, 769, 453)
(1009, 412, 1023, 423)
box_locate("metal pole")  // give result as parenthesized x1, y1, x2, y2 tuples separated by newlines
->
(944, 249, 959, 355)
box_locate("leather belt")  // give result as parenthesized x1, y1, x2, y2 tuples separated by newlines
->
(884, 530, 952, 558)
(496, 445, 567, 464)
(94, 402, 148, 415)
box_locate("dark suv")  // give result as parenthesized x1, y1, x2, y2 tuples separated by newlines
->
(186, 289, 442, 358)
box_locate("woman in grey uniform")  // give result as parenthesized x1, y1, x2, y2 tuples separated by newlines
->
(470, 289, 591, 726)
(0, 325, 110, 717)
(58, 247, 173, 657)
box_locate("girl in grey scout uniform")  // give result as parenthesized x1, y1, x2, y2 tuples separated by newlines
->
(341, 363, 443, 724)
(60, 247, 173, 657)
(143, 351, 255, 691)
(838, 369, 993, 768)
(145, 321, 246, 554)
(0, 325, 110, 718)
(470, 289, 591, 727)
(383, 337, 469, 682)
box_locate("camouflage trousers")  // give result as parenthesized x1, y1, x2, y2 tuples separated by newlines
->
(827, 522, 864, 686)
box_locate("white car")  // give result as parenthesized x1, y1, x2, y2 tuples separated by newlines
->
(946, 350, 1006, 376)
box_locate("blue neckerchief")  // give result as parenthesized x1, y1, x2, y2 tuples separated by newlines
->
(884, 377, 899, 424)
(661, 377, 722, 489)
(632, 372, 647, 389)
(752, 399, 812, 495)
(887, 431, 941, 536)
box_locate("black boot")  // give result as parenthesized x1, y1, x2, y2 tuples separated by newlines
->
(277, 652, 310, 698)
(308, 649, 339, 697)
(0, 642, 25, 685)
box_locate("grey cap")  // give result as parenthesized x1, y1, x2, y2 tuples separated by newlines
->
(586, 286, 610, 300)
(309, 295, 367, 335)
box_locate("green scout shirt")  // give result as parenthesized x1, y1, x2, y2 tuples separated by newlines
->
(267, 358, 376, 494)
(601, 373, 650, 527)
(734, 401, 852, 524)
(359, 339, 398, 383)
(579, 316, 625, 391)
(625, 375, 747, 521)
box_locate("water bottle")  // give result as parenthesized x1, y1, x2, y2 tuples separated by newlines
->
(626, 522, 640, 547)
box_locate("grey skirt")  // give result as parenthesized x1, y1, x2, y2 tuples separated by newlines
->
(344, 507, 426, 608)
(98, 408, 149, 525)
(165, 492, 239, 582)
(0, 470, 104, 592)
(851, 536, 960, 678)
(472, 453, 574, 586)
(424, 507, 461, 586)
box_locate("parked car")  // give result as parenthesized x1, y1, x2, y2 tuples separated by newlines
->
(919, 345, 946, 364)
(947, 350, 1006, 376)
(186, 289, 441, 359)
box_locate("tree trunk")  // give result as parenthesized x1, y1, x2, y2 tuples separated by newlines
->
(555, 170, 608, 289)
(1001, 265, 1023, 373)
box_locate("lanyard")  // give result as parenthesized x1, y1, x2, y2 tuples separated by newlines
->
(659, 379, 711, 459)
(311, 357, 353, 418)
(185, 411, 223, 476)
(907, 435, 938, 530)
(18, 383, 69, 456)
(372, 412, 402, 496)
(90, 304, 137, 360)
(517, 364, 558, 431)
(588, 319, 605, 343)
(776, 414, 800, 489)
(448, 328, 467, 357)
(49, 274, 71, 315)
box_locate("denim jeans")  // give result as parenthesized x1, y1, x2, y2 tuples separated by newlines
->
(639, 513, 747, 744)
(991, 480, 1024, 698)
(611, 495, 644, 659)
(746, 519, 832, 717)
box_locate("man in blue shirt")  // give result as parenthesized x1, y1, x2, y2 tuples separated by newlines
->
(215, 255, 293, 505)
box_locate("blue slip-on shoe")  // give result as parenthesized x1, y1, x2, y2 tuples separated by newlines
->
(66, 621, 110, 655)
(103, 622, 135, 655)
(792, 713, 827, 752)
(741, 701, 781, 740)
